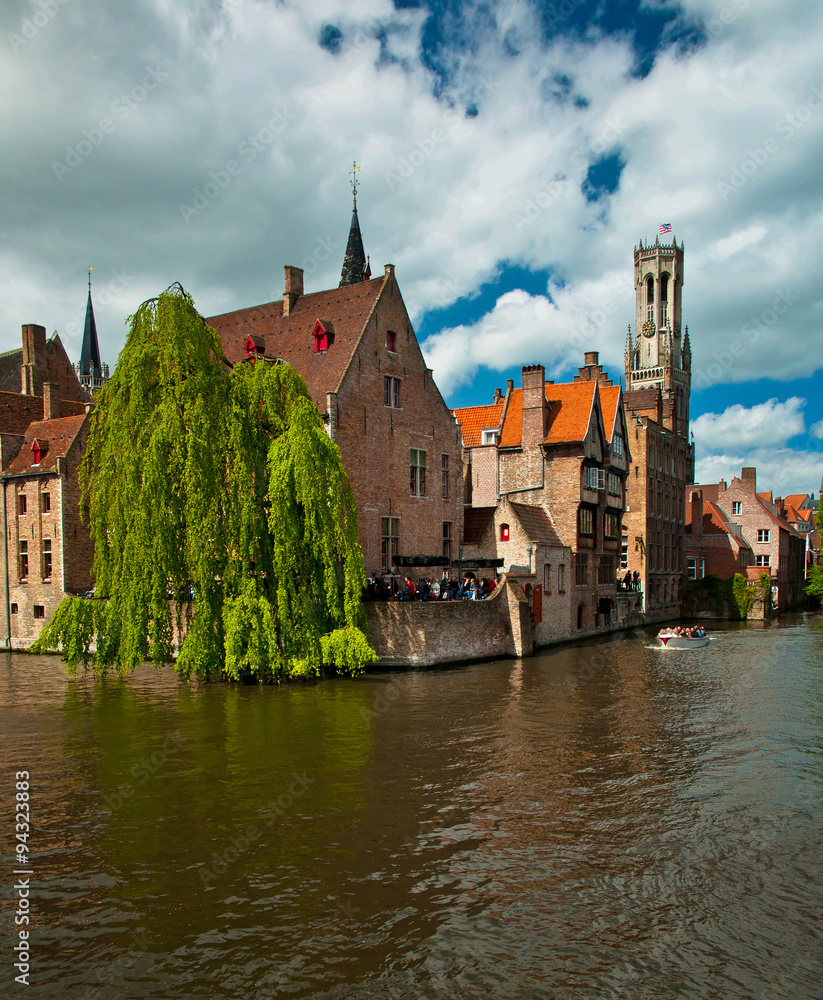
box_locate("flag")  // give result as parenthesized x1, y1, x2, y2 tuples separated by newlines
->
(659, 223, 672, 235)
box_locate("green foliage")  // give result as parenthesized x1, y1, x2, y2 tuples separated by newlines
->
(686, 572, 771, 620)
(320, 627, 377, 677)
(37, 283, 370, 682)
(806, 564, 823, 604)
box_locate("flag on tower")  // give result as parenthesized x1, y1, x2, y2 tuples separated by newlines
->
(659, 223, 672, 235)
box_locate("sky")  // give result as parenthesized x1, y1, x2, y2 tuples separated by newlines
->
(2, 0, 822, 497)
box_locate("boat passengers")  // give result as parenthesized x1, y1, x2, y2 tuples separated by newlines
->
(658, 625, 707, 638)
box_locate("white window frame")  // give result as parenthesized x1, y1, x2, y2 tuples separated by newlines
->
(732, 501, 742, 515)
(481, 429, 497, 445)
(757, 529, 770, 542)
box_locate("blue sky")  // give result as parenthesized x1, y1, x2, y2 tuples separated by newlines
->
(1, 0, 822, 495)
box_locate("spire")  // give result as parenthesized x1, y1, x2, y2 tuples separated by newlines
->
(79, 266, 102, 378)
(624, 324, 633, 356)
(339, 162, 369, 286)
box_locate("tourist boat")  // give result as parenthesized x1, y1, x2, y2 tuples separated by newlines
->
(657, 631, 710, 649)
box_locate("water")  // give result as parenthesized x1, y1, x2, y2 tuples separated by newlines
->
(1, 615, 822, 999)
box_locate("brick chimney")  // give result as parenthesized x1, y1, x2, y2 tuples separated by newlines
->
(689, 489, 703, 533)
(741, 467, 756, 490)
(42, 383, 60, 420)
(283, 266, 304, 316)
(21, 324, 47, 395)
(575, 350, 614, 386)
(521, 364, 548, 446)
(492, 387, 502, 404)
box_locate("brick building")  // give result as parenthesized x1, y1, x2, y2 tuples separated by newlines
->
(454, 353, 635, 643)
(0, 324, 92, 646)
(687, 468, 806, 609)
(207, 204, 462, 579)
(685, 489, 753, 581)
(623, 235, 694, 621)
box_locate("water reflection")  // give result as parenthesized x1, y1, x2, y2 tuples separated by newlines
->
(0, 616, 821, 998)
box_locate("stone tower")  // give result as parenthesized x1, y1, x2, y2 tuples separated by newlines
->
(624, 235, 691, 438)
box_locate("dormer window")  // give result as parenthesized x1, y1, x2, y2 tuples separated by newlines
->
(31, 439, 46, 466)
(386, 330, 397, 352)
(313, 320, 335, 353)
(481, 429, 497, 445)
(244, 334, 265, 358)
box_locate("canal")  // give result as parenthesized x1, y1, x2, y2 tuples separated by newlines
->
(1, 614, 822, 998)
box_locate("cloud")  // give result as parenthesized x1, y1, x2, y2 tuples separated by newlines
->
(811, 420, 823, 440)
(692, 397, 806, 452)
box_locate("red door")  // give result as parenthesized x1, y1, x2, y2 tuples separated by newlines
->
(533, 583, 543, 623)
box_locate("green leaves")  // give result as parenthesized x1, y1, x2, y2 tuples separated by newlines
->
(40, 283, 374, 681)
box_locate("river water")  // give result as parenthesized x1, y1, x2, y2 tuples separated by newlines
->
(1, 615, 822, 999)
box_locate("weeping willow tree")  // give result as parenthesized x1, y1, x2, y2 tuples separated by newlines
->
(33, 283, 374, 681)
(806, 496, 823, 604)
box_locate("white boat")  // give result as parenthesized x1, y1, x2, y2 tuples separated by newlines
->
(657, 632, 710, 649)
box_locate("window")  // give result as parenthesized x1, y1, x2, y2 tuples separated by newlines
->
(443, 522, 452, 562)
(575, 552, 588, 586)
(410, 449, 427, 496)
(757, 529, 770, 542)
(18, 493, 27, 515)
(441, 455, 450, 498)
(19, 541, 28, 580)
(661, 273, 669, 327)
(620, 531, 629, 569)
(384, 376, 400, 408)
(10, 603, 17, 615)
(732, 502, 742, 515)
(381, 517, 399, 573)
(613, 435, 623, 456)
(604, 512, 618, 539)
(386, 330, 397, 352)
(42, 539, 52, 579)
(32, 441, 42, 465)
(500, 523, 510, 542)
(584, 467, 605, 491)
(481, 429, 497, 445)
(756, 554, 770, 566)
(41, 492, 51, 513)
(558, 564, 566, 592)
(598, 555, 615, 585)
(646, 274, 654, 322)
(608, 473, 621, 496)
(33, 605, 45, 619)
(578, 508, 593, 536)
(313, 327, 329, 352)
(590, 423, 597, 444)
(543, 563, 552, 594)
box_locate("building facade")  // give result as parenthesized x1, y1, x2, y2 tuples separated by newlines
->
(207, 219, 462, 580)
(0, 324, 93, 646)
(454, 354, 637, 643)
(623, 236, 694, 621)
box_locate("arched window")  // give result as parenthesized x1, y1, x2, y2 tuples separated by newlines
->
(646, 274, 654, 322)
(660, 272, 669, 327)
(500, 523, 509, 542)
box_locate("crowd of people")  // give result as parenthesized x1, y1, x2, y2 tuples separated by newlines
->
(362, 574, 500, 602)
(658, 625, 707, 638)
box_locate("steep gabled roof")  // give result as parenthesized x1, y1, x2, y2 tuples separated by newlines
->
(500, 388, 523, 447)
(0, 347, 23, 393)
(784, 493, 811, 511)
(509, 502, 563, 547)
(755, 495, 800, 536)
(599, 384, 621, 442)
(544, 380, 597, 445)
(453, 401, 505, 448)
(207, 276, 385, 410)
(6, 414, 87, 474)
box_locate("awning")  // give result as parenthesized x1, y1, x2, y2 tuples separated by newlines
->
(451, 558, 505, 568)
(392, 555, 450, 567)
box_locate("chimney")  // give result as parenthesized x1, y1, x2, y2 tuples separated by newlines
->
(492, 387, 502, 404)
(690, 489, 703, 533)
(384, 263, 395, 278)
(574, 350, 613, 386)
(521, 364, 548, 446)
(585, 351, 599, 366)
(21, 324, 47, 395)
(283, 266, 304, 316)
(42, 383, 60, 420)
(741, 467, 756, 490)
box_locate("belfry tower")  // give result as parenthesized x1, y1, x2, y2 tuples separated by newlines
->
(624, 235, 691, 438)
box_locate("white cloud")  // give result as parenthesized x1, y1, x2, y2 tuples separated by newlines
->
(810, 420, 823, 439)
(692, 397, 807, 452)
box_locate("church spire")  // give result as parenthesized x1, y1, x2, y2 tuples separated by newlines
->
(76, 266, 109, 396)
(339, 162, 369, 286)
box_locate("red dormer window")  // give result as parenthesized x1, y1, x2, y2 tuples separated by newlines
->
(313, 320, 335, 353)
(31, 439, 46, 466)
(244, 335, 265, 358)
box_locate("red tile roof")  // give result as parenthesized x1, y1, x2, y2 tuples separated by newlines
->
(544, 381, 596, 445)
(207, 276, 386, 410)
(453, 401, 505, 448)
(599, 384, 621, 441)
(783, 494, 810, 510)
(500, 388, 523, 447)
(6, 414, 87, 474)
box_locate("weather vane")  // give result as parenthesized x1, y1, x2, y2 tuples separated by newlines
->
(349, 161, 360, 206)
(88, 265, 93, 291)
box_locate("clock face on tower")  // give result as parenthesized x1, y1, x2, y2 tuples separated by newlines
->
(642, 320, 655, 338)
